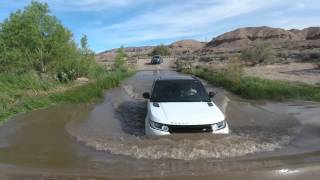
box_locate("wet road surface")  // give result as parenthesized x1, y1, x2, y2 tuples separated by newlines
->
(1, 69, 320, 179)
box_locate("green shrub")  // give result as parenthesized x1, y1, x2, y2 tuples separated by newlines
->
(0, 70, 133, 122)
(241, 41, 275, 65)
(190, 68, 320, 101)
(176, 55, 199, 72)
(50, 71, 131, 103)
(150, 45, 171, 56)
(308, 49, 320, 60)
(176, 60, 193, 73)
(223, 58, 244, 87)
(199, 56, 212, 62)
(113, 46, 128, 72)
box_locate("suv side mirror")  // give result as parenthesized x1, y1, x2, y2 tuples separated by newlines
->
(209, 91, 216, 98)
(143, 92, 150, 99)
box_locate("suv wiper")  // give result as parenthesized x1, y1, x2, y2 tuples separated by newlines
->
(153, 99, 210, 102)
(177, 99, 195, 102)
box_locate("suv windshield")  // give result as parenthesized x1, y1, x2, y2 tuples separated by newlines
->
(151, 80, 210, 102)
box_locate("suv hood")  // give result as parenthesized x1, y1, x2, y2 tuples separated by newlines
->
(149, 102, 225, 125)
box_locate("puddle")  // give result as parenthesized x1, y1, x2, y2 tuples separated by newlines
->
(0, 70, 319, 178)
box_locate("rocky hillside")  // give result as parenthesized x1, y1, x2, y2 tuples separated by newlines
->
(169, 40, 205, 55)
(96, 40, 205, 62)
(207, 26, 299, 49)
(290, 27, 320, 40)
(97, 26, 320, 64)
(206, 26, 320, 49)
(190, 26, 320, 65)
(96, 46, 154, 62)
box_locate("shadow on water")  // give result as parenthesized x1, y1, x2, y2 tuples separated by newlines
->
(144, 62, 156, 65)
(115, 100, 147, 136)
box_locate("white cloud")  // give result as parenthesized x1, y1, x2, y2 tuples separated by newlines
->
(1, 0, 137, 12)
(85, 0, 292, 48)
(3, 0, 319, 51)
(267, 17, 320, 30)
(44, 0, 318, 51)
(47, 0, 143, 11)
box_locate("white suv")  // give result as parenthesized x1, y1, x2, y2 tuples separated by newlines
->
(143, 75, 229, 136)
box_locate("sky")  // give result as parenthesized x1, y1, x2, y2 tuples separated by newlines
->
(1, 0, 320, 52)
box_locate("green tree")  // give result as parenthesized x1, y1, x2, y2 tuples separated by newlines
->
(80, 35, 88, 49)
(0, 33, 5, 72)
(150, 45, 171, 56)
(0, 1, 80, 75)
(0, 1, 50, 73)
(113, 46, 128, 72)
(77, 34, 96, 78)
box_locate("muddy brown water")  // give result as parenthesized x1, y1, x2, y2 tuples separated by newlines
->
(1, 70, 320, 179)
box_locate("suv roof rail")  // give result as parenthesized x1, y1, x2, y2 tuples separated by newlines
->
(154, 75, 198, 81)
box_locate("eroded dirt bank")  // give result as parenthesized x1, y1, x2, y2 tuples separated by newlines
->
(0, 62, 320, 179)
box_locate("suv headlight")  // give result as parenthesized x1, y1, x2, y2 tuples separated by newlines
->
(211, 120, 226, 131)
(149, 119, 169, 132)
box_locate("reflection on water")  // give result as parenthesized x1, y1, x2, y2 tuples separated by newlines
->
(0, 104, 94, 168)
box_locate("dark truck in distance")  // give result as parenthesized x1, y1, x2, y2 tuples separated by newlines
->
(151, 55, 163, 64)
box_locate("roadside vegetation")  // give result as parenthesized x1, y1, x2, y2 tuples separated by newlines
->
(150, 45, 171, 56)
(241, 41, 275, 65)
(0, 1, 132, 122)
(113, 46, 129, 72)
(179, 60, 320, 101)
(312, 49, 320, 69)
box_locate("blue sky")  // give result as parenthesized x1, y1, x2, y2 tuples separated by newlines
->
(1, 0, 320, 52)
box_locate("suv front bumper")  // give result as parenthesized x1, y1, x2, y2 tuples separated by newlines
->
(145, 119, 230, 136)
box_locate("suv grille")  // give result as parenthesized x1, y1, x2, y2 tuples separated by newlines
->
(168, 125, 212, 133)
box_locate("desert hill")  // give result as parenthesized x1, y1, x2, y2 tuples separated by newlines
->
(97, 26, 320, 64)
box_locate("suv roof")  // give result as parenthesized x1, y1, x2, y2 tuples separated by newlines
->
(156, 75, 197, 81)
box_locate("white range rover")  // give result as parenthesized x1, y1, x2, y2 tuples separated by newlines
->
(143, 75, 229, 136)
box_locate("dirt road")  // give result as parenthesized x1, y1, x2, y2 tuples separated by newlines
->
(135, 57, 176, 71)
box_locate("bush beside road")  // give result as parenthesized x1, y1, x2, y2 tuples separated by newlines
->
(181, 65, 320, 102)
